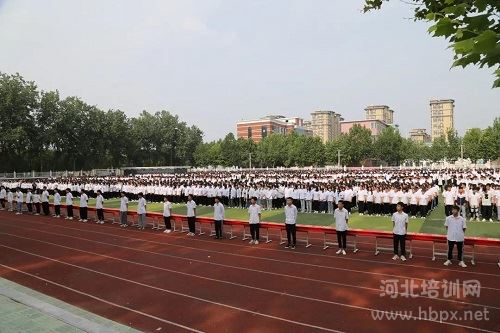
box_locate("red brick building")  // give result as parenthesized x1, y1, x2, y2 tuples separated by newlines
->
(236, 115, 311, 143)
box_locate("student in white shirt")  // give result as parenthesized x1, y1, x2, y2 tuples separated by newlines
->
(53, 189, 61, 218)
(7, 189, 13, 211)
(78, 189, 89, 222)
(481, 190, 492, 222)
(26, 188, 33, 214)
(186, 194, 197, 236)
(0, 186, 6, 210)
(444, 205, 467, 268)
(443, 185, 455, 216)
(391, 202, 408, 261)
(41, 186, 50, 216)
(213, 196, 225, 239)
(119, 191, 129, 227)
(162, 196, 173, 233)
(33, 190, 41, 215)
(95, 190, 105, 224)
(15, 188, 23, 215)
(248, 196, 261, 244)
(334, 200, 349, 255)
(65, 188, 74, 220)
(137, 192, 147, 230)
(284, 197, 297, 249)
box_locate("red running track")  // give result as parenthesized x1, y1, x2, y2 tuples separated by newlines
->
(0, 211, 499, 333)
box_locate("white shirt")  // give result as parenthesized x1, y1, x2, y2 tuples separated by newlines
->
(186, 200, 196, 217)
(54, 192, 61, 205)
(248, 204, 261, 224)
(163, 201, 172, 217)
(443, 191, 455, 205)
(445, 215, 466, 242)
(334, 208, 349, 232)
(95, 194, 104, 209)
(41, 190, 49, 203)
(213, 202, 225, 221)
(80, 193, 88, 208)
(137, 197, 146, 214)
(392, 212, 408, 235)
(120, 196, 129, 212)
(66, 192, 73, 205)
(284, 204, 297, 224)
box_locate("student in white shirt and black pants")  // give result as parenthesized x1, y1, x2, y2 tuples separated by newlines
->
(213, 196, 225, 239)
(163, 196, 173, 233)
(79, 189, 89, 222)
(444, 205, 467, 268)
(41, 187, 50, 216)
(53, 190, 61, 218)
(95, 190, 105, 224)
(137, 192, 147, 230)
(334, 200, 349, 255)
(186, 194, 197, 236)
(248, 196, 261, 244)
(392, 202, 408, 261)
(284, 197, 297, 249)
(65, 188, 74, 220)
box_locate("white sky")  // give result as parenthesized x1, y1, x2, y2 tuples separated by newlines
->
(0, 0, 498, 141)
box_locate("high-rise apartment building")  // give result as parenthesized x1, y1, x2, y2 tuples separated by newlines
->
(309, 110, 343, 143)
(364, 105, 394, 124)
(430, 99, 454, 141)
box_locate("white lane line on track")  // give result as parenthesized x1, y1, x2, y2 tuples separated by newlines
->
(3, 231, 498, 312)
(7, 216, 499, 283)
(1, 244, 496, 333)
(0, 244, 345, 333)
(0, 263, 203, 333)
(4, 212, 499, 271)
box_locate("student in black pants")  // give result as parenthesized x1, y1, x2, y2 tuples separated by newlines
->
(213, 196, 225, 239)
(444, 205, 467, 268)
(391, 202, 408, 261)
(284, 197, 297, 249)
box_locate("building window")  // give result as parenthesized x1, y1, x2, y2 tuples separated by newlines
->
(261, 126, 267, 138)
(247, 127, 252, 138)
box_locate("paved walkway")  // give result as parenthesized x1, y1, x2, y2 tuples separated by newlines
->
(0, 278, 139, 333)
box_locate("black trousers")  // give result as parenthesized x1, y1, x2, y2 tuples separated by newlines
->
(445, 205, 453, 216)
(187, 216, 196, 233)
(42, 202, 50, 215)
(67, 205, 73, 217)
(393, 234, 406, 256)
(214, 220, 223, 238)
(80, 207, 88, 220)
(35, 203, 41, 214)
(286, 224, 296, 246)
(27, 203, 33, 213)
(164, 216, 171, 230)
(420, 205, 427, 217)
(447, 240, 463, 261)
(97, 208, 104, 221)
(55, 205, 60, 216)
(336, 230, 347, 249)
(0, 198, 4, 208)
(358, 201, 365, 213)
(250, 224, 260, 241)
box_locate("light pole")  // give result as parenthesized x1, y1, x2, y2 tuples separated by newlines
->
(337, 149, 341, 168)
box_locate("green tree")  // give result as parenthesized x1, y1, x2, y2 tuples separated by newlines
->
(374, 126, 403, 165)
(429, 136, 448, 161)
(462, 128, 483, 161)
(446, 128, 462, 160)
(364, 0, 500, 87)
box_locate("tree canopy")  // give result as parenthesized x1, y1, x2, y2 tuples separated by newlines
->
(0, 72, 203, 172)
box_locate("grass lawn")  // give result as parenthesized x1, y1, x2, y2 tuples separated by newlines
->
(78, 197, 500, 239)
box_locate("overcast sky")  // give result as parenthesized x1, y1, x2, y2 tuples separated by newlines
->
(1, 0, 498, 141)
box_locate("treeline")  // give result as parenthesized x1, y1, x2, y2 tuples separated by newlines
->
(0, 73, 203, 172)
(194, 120, 500, 167)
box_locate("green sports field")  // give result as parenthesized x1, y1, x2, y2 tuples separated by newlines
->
(82, 197, 500, 239)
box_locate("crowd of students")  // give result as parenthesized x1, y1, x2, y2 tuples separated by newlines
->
(1, 168, 498, 220)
